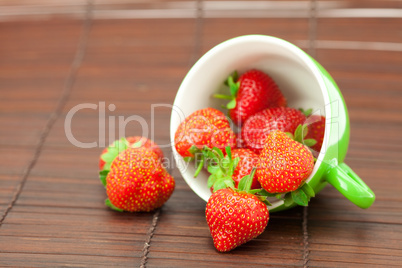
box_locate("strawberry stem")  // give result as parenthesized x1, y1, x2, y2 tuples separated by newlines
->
(194, 155, 205, 178)
(213, 70, 240, 110)
(213, 94, 233, 100)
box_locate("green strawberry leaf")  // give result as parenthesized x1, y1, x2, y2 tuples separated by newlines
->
(213, 94, 233, 100)
(116, 137, 129, 151)
(207, 173, 217, 188)
(183, 157, 193, 162)
(213, 176, 232, 192)
(189, 145, 201, 156)
(130, 140, 143, 149)
(225, 146, 232, 160)
(207, 164, 219, 174)
(257, 195, 272, 206)
(99, 170, 109, 187)
(301, 183, 316, 198)
(237, 175, 251, 192)
(299, 108, 313, 117)
(226, 99, 236, 109)
(237, 167, 256, 192)
(215, 71, 240, 110)
(285, 132, 294, 140)
(294, 124, 303, 142)
(212, 147, 224, 159)
(303, 138, 317, 147)
(231, 157, 240, 174)
(194, 156, 205, 178)
(227, 75, 240, 97)
(248, 189, 262, 195)
(291, 189, 309, 206)
(103, 162, 112, 171)
(224, 178, 235, 189)
(258, 189, 280, 198)
(275, 193, 284, 200)
(202, 147, 217, 164)
(294, 124, 309, 143)
(105, 198, 124, 212)
(101, 151, 116, 163)
(284, 193, 293, 207)
(100, 137, 130, 171)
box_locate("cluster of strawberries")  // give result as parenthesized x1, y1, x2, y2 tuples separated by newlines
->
(174, 69, 326, 252)
(97, 69, 325, 253)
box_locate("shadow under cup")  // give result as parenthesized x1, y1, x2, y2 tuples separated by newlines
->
(170, 35, 375, 212)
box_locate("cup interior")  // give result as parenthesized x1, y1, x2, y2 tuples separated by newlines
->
(170, 35, 330, 205)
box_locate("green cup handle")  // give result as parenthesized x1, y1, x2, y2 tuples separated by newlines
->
(325, 161, 375, 209)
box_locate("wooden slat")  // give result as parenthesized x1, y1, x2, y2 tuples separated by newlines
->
(0, 0, 402, 267)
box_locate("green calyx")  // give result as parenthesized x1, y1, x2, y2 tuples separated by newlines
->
(206, 146, 239, 191)
(99, 137, 143, 187)
(286, 124, 317, 149)
(283, 183, 316, 207)
(188, 145, 205, 178)
(234, 168, 273, 206)
(213, 71, 240, 110)
(105, 198, 124, 212)
(101, 137, 130, 171)
(299, 108, 313, 117)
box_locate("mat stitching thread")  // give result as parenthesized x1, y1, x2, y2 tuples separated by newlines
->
(140, 209, 161, 268)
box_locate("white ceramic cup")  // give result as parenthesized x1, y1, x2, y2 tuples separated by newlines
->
(169, 35, 375, 212)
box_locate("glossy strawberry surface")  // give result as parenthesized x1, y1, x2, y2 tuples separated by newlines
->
(229, 69, 286, 126)
(257, 130, 314, 194)
(242, 107, 306, 154)
(206, 188, 269, 252)
(106, 147, 174, 212)
(174, 108, 236, 157)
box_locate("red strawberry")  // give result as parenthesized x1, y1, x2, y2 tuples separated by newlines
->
(206, 179, 269, 252)
(174, 108, 236, 157)
(241, 107, 306, 154)
(105, 147, 175, 212)
(214, 69, 286, 126)
(257, 130, 314, 195)
(99, 136, 164, 171)
(305, 115, 325, 154)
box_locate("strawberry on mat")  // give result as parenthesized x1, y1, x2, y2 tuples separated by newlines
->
(105, 147, 175, 212)
(206, 169, 269, 252)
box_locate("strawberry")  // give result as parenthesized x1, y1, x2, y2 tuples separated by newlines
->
(257, 129, 315, 207)
(207, 147, 261, 192)
(99, 136, 164, 171)
(305, 115, 325, 154)
(214, 69, 286, 126)
(174, 108, 236, 157)
(105, 147, 175, 212)
(241, 107, 306, 154)
(205, 169, 269, 252)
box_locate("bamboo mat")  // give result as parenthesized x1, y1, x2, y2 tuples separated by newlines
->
(0, 0, 402, 267)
